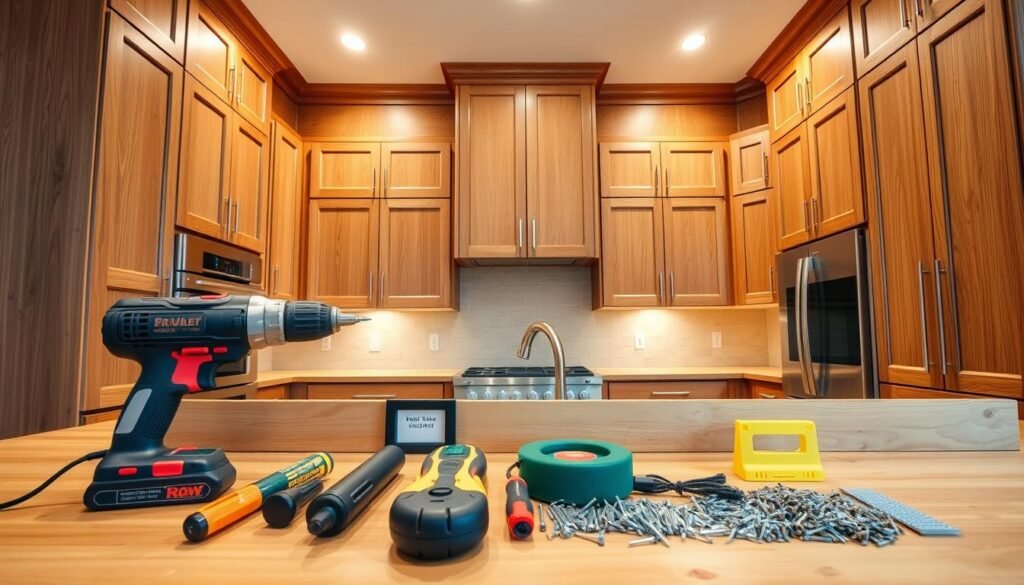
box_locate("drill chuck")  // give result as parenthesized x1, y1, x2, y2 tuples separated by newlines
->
(246, 297, 368, 348)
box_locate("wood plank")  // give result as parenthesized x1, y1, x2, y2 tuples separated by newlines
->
(596, 104, 737, 141)
(298, 104, 454, 141)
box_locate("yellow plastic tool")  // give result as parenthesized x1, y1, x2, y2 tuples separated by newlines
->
(733, 420, 825, 482)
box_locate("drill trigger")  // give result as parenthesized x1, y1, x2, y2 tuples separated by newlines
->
(170, 348, 213, 393)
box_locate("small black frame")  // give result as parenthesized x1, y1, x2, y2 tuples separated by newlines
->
(384, 399, 456, 454)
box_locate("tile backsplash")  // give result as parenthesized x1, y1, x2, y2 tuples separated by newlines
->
(269, 267, 779, 370)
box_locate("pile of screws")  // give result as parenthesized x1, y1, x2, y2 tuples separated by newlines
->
(542, 485, 903, 548)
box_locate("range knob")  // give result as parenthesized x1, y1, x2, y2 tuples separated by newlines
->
(483, 389, 494, 400)
(578, 390, 591, 400)
(498, 390, 509, 401)
(466, 390, 479, 400)
(511, 390, 523, 400)
(542, 390, 554, 400)
(565, 389, 576, 400)
(527, 390, 540, 400)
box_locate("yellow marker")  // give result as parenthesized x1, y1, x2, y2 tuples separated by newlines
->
(733, 420, 824, 482)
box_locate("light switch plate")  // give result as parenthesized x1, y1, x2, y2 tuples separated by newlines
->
(634, 331, 646, 350)
(429, 333, 440, 352)
(321, 336, 332, 352)
(711, 331, 723, 349)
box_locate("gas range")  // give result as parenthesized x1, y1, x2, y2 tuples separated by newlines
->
(453, 366, 602, 400)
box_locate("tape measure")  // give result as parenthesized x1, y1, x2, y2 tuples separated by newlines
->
(517, 439, 633, 505)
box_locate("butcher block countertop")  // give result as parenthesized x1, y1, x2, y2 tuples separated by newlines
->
(0, 422, 1021, 585)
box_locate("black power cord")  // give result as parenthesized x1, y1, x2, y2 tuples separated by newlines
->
(0, 449, 107, 510)
(633, 473, 745, 501)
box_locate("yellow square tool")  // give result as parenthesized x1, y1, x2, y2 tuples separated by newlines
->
(733, 420, 825, 482)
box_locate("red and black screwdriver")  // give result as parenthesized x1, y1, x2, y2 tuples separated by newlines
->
(505, 463, 534, 540)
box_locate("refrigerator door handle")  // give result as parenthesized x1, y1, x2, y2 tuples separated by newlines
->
(796, 256, 816, 396)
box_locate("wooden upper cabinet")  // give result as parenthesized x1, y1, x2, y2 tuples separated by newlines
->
(382, 142, 451, 199)
(178, 76, 232, 240)
(860, 43, 943, 389)
(526, 85, 596, 257)
(379, 199, 452, 309)
(599, 142, 660, 197)
(457, 85, 527, 259)
(599, 198, 663, 307)
(185, 1, 235, 104)
(731, 190, 777, 305)
(663, 198, 730, 306)
(770, 124, 812, 249)
(729, 126, 770, 195)
(233, 44, 271, 135)
(307, 199, 379, 308)
(917, 0, 967, 29)
(806, 88, 864, 238)
(227, 115, 269, 252)
(660, 142, 727, 197)
(268, 121, 302, 300)
(309, 142, 381, 198)
(109, 0, 187, 62)
(803, 7, 855, 114)
(918, 0, 1024, 397)
(851, 0, 918, 75)
(767, 57, 806, 139)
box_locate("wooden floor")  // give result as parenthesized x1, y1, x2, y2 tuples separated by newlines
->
(0, 422, 1022, 584)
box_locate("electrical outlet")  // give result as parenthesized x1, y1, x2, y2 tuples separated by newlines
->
(368, 332, 382, 353)
(429, 333, 440, 351)
(321, 336, 332, 352)
(711, 331, 723, 349)
(634, 331, 646, 350)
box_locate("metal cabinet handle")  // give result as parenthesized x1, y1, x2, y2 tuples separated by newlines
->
(801, 200, 809, 231)
(769, 265, 776, 296)
(384, 164, 389, 191)
(368, 272, 374, 302)
(518, 218, 523, 250)
(273, 265, 280, 295)
(223, 198, 232, 235)
(380, 272, 385, 303)
(531, 219, 537, 252)
(762, 153, 769, 184)
(758, 393, 777, 399)
(915, 0, 924, 17)
(657, 272, 665, 305)
(227, 66, 235, 99)
(651, 391, 691, 397)
(654, 165, 659, 195)
(809, 197, 819, 232)
(797, 82, 804, 116)
(372, 167, 377, 197)
(236, 68, 243, 105)
(805, 77, 812, 110)
(934, 259, 948, 375)
(352, 394, 397, 399)
(232, 200, 240, 234)
(917, 261, 931, 371)
(664, 167, 670, 195)
(669, 272, 676, 302)
(899, 0, 910, 26)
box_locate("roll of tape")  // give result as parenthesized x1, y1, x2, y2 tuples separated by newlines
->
(517, 439, 633, 505)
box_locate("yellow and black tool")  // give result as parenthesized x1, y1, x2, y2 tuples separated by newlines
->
(389, 444, 488, 560)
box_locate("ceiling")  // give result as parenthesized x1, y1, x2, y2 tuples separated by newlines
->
(241, 0, 804, 85)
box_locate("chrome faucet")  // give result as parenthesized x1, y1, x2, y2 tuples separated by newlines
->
(515, 322, 566, 400)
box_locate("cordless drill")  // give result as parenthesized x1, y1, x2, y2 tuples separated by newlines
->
(82, 295, 367, 511)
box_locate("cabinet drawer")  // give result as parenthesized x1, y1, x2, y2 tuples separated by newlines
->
(750, 381, 785, 399)
(307, 383, 444, 400)
(255, 385, 289, 400)
(608, 381, 729, 400)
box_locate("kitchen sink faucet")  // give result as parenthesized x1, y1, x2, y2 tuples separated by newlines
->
(515, 322, 566, 400)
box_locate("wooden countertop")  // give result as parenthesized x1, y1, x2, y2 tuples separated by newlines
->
(1, 422, 1021, 584)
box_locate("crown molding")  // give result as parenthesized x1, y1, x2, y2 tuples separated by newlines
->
(297, 84, 454, 105)
(596, 77, 765, 106)
(746, 0, 848, 82)
(441, 62, 611, 92)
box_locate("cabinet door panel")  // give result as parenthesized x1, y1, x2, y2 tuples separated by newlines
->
(307, 200, 379, 308)
(804, 6, 856, 113)
(851, 0, 918, 75)
(526, 85, 596, 257)
(860, 44, 943, 389)
(731, 191, 776, 305)
(379, 199, 451, 309)
(229, 115, 269, 252)
(178, 76, 231, 239)
(770, 125, 812, 249)
(661, 142, 727, 197)
(382, 142, 451, 198)
(807, 88, 864, 238)
(234, 44, 270, 135)
(309, 142, 380, 198)
(599, 142, 660, 197)
(919, 0, 1024, 397)
(185, 1, 235, 103)
(110, 0, 187, 62)
(268, 122, 302, 300)
(917, 0, 967, 29)
(767, 57, 806, 139)
(729, 127, 770, 195)
(663, 198, 730, 306)
(457, 85, 526, 258)
(599, 198, 663, 307)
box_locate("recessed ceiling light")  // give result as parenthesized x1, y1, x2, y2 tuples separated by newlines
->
(681, 34, 706, 52)
(340, 32, 366, 52)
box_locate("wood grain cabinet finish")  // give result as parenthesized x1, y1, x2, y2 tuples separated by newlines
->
(770, 124, 813, 249)
(750, 381, 786, 399)
(307, 383, 445, 400)
(309, 142, 381, 198)
(599, 198, 664, 307)
(663, 198, 731, 306)
(178, 76, 232, 241)
(851, 0, 919, 75)
(84, 14, 182, 410)
(379, 199, 452, 309)
(227, 114, 270, 252)
(608, 381, 730, 400)
(306, 199, 379, 308)
(731, 190, 777, 305)
(109, 0, 187, 62)
(728, 125, 770, 195)
(598, 142, 661, 197)
(233, 43, 271, 135)
(660, 142, 727, 197)
(768, 56, 807, 139)
(803, 7, 856, 114)
(806, 88, 864, 238)
(381, 142, 451, 199)
(267, 121, 303, 300)
(185, 1, 235, 104)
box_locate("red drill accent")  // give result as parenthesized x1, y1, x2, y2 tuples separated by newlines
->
(171, 348, 212, 392)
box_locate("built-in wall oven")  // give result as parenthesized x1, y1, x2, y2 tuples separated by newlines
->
(778, 228, 875, 399)
(172, 233, 262, 398)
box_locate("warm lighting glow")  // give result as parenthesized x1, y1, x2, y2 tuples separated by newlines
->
(340, 32, 366, 52)
(681, 34, 707, 51)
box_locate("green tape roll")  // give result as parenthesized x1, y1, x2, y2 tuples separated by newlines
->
(517, 439, 633, 505)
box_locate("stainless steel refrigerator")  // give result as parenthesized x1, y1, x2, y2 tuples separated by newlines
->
(777, 228, 875, 399)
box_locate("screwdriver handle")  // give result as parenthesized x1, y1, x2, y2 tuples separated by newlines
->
(505, 477, 534, 540)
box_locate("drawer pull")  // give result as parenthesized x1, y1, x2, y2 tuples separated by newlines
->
(758, 393, 777, 399)
(351, 394, 397, 399)
(650, 391, 691, 397)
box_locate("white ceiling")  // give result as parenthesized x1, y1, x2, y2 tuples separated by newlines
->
(241, 0, 804, 84)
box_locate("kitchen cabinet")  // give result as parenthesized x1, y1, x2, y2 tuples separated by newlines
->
(227, 114, 270, 251)
(731, 190, 777, 305)
(233, 43, 271, 133)
(311, 141, 450, 199)
(307, 383, 445, 400)
(750, 381, 785, 399)
(379, 199, 453, 309)
(381, 142, 452, 199)
(599, 198, 663, 307)
(109, 0, 187, 62)
(767, 56, 806, 138)
(607, 381, 731, 400)
(660, 142, 727, 197)
(456, 84, 597, 260)
(306, 199, 379, 308)
(728, 125, 770, 196)
(851, 0, 967, 76)
(599, 141, 726, 198)
(598, 142, 660, 197)
(310, 142, 381, 198)
(771, 124, 813, 249)
(663, 198, 730, 306)
(83, 13, 182, 411)
(267, 121, 303, 300)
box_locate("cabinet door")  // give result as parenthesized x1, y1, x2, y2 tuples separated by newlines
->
(84, 14, 182, 410)
(381, 142, 451, 198)
(526, 85, 596, 257)
(851, 0, 918, 75)
(916, 0, 967, 29)
(185, 0, 235, 103)
(379, 199, 452, 309)
(268, 121, 302, 300)
(307, 200, 379, 308)
(919, 0, 1024, 397)
(860, 44, 943, 389)
(109, 0, 187, 62)
(663, 198, 730, 306)
(599, 142, 661, 197)
(178, 76, 232, 240)
(806, 88, 864, 238)
(309, 142, 381, 198)
(731, 191, 777, 305)
(770, 125, 812, 249)
(661, 142, 727, 197)
(804, 6, 856, 114)
(599, 198, 663, 307)
(228, 114, 270, 252)
(767, 57, 806, 139)
(234, 43, 270, 136)
(457, 85, 526, 258)
(729, 127, 770, 195)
